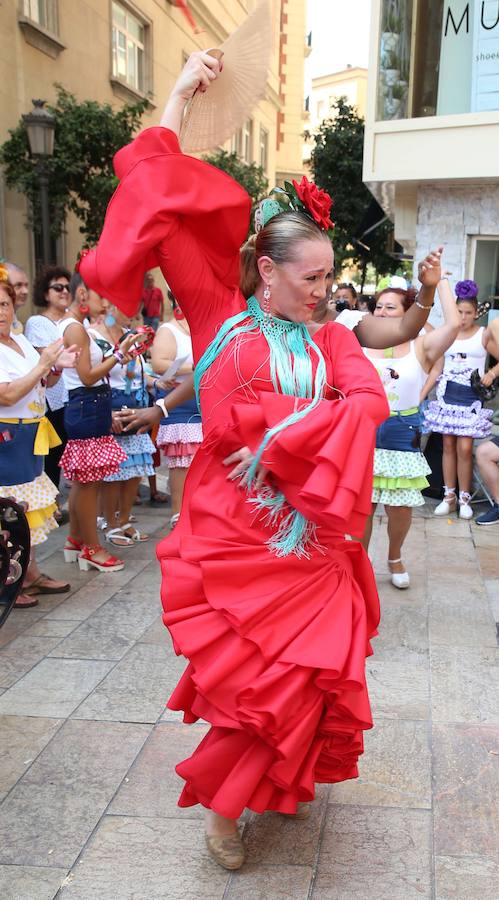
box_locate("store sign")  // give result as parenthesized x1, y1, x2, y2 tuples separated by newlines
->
(472, 1, 499, 110)
(437, 2, 499, 113)
(437, 2, 474, 114)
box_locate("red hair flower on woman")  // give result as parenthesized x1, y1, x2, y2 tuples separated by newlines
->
(292, 177, 334, 231)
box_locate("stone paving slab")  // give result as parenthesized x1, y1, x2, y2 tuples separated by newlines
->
(109, 722, 209, 819)
(0, 864, 67, 900)
(0, 656, 114, 718)
(0, 634, 63, 689)
(330, 719, 431, 809)
(57, 816, 230, 900)
(241, 785, 329, 867)
(0, 720, 150, 869)
(432, 723, 499, 858)
(430, 646, 499, 723)
(435, 854, 499, 900)
(0, 715, 62, 800)
(312, 805, 432, 900)
(366, 656, 430, 720)
(226, 863, 314, 899)
(73, 642, 183, 724)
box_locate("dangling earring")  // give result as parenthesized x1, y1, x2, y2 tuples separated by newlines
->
(262, 284, 271, 318)
(104, 313, 116, 327)
(79, 302, 90, 316)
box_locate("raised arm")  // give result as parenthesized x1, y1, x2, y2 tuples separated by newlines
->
(354, 247, 443, 349)
(420, 278, 460, 368)
(160, 51, 222, 135)
(79, 51, 250, 338)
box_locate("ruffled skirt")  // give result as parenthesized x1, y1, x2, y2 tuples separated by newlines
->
(0, 472, 58, 545)
(424, 398, 492, 438)
(372, 448, 430, 507)
(103, 432, 155, 482)
(60, 435, 127, 483)
(157, 422, 203, 468)
(158, 434, 380, 819)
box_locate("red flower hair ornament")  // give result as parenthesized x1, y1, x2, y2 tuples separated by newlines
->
(254, 176, 334, 234)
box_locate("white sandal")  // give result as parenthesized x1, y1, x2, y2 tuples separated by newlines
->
(388, 558, 410, 590)
(105, 526, 135, 548)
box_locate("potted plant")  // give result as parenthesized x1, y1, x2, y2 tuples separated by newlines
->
(383, 48, 400, 86)
(382, 8, 401, 52)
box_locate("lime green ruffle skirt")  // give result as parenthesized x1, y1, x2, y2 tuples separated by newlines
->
(372, 448, 431, 508)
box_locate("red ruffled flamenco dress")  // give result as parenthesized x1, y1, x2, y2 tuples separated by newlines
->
(80, 127, 389, 819)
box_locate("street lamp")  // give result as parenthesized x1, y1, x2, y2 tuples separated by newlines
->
(22, 100, 56, 267)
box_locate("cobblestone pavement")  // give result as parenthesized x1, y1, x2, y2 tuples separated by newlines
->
(0, 498, 497, 900)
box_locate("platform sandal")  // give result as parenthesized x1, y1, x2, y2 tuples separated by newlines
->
(63, 536, 83, 563)
(78, 546, 125, 573)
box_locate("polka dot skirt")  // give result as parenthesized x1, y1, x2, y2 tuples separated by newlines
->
(60, 435, 127, 484)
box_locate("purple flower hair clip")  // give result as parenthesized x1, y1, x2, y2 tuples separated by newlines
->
(455, 279, 478, 299)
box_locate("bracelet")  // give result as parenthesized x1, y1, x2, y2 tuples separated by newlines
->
(155, 398, 169, 418)
(113, 349, 126, 365)
(415, 299, 434, 310)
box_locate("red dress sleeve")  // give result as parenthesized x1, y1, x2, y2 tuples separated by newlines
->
(232, 324, 389, 537)
(79, 127, 251, 339)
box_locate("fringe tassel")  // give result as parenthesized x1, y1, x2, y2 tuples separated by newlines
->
(248, 486, 326, 559)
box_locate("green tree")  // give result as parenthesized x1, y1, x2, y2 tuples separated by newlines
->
(202, 149, 268, 205)
(307, 97, 400, 285)
(0, 85, 147, 247)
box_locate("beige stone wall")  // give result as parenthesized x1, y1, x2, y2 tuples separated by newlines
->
(0, 0, 308, 318)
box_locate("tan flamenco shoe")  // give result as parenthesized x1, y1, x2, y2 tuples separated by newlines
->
(205, 831, 245, 870)
(281, 801, 312, 820)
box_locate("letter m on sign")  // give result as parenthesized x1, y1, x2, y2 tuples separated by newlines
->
(445, 3, 470, 36)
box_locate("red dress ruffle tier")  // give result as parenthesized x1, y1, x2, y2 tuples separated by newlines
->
(81, 128, 389, 818)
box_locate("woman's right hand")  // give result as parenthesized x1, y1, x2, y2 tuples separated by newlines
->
(172, 50, 222, 102)
(38, 339, 66, 371)
(115, 405, 161, 434)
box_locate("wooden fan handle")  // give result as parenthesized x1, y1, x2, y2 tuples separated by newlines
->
(181, 48, 224, 142)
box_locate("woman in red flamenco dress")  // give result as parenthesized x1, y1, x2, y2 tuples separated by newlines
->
(80, 52, 439, 870)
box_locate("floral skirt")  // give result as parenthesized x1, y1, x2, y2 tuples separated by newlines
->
(0, 472, 58, 545)
(157, 422, 203, 469)
(60, 435, 127, 484)
(372, 448, 431, 507)
(104, 432, 156, 482)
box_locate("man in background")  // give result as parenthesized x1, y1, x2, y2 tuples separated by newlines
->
(141, 272, 164, 331)
(5, 261, 29, 334)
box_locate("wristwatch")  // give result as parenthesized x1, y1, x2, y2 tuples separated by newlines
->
(155, 398, 169, 418)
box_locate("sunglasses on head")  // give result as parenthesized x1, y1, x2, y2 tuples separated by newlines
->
(49, 283, 69, 293)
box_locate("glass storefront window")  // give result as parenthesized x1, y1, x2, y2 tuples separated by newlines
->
(377, 0, 499, 120)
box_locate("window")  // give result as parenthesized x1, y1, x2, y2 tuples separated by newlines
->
(259, 126, 269, 172)
(471, 237, 499, 312)
(22, 0, 58, 33)
(317, 100, 325, 120)
(111, 1, 145, 93)
(232, 120, 253, 163)
(241, 119, 253, 164)
(377, 0, 499, 121)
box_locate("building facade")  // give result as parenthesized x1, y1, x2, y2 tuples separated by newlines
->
(303, 66, 368, 164)
(1, 0, 308, 315)
(364, 0, 499, 319)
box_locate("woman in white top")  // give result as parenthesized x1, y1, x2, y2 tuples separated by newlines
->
(424, 280, 497, 519)
(0, 270, 77, 607)
(88, 304, 156, 547)
(151, 304, 202, 525)
(58, 272, 137, 572)
(25, 265, 71, 492)
(362, 275, 460, 589)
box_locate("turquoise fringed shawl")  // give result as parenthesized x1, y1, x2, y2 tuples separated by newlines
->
(194, 295, 327, 557)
